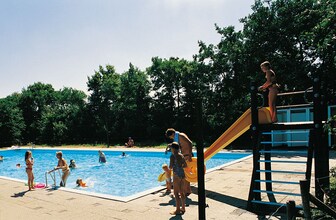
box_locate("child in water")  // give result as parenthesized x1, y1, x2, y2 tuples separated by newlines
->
(69, 159, 76, 168)
(169, 142, 187, 215)
(98, 150, 107, 163)
(76, 178, 87, 187)
(162, 164, 172, 194)
(25, 151, 34, 190)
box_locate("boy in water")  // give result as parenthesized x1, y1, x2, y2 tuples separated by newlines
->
(69, 159, 76, 168)
(98, 150, 107, 163)
(169, 142, 187, 215)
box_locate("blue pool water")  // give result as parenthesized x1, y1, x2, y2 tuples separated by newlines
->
(0, 149, 250, 197)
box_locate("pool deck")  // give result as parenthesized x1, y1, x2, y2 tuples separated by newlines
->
(1, 149, 335, 220)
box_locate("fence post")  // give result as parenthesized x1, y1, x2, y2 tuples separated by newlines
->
(195, 98, 206, 220)
(286, 200, 296, 220)
(300, 179, 312, 220)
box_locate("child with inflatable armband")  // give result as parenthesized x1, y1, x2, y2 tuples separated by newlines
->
(162, 164, 172, 194)
(76, 178, 87, 187)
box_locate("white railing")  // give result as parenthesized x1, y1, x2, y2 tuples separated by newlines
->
(45, 169, 61, 187)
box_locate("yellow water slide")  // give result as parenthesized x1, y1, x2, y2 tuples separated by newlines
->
(184, 107, 272, 182)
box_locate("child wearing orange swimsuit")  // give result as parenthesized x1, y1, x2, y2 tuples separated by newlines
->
(76, 178, 87, 187)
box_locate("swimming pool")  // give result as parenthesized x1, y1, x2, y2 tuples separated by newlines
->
(0, 149, 250, 199)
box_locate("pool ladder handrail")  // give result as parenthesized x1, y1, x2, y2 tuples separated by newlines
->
(45, 169, 62, 187)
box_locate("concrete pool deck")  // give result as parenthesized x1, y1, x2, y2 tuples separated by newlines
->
(0, 149, 335, 220)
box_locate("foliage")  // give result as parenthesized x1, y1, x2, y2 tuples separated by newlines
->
(0, 94, 25, 146)
(311, 166, 336, 219)
(324, 114, 336, 135)
(39, 87, 86, 145)
(86, 65, 121, 146)
(19, 82, 56, 144)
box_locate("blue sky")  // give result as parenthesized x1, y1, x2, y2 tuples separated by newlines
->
(0, 0, 254, 98)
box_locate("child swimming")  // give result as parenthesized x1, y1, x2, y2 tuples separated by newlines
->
(76, 178, 87, 187)
(69, 159, 76, 168)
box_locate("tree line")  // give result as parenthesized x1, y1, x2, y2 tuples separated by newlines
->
(0, 0, 335, 147)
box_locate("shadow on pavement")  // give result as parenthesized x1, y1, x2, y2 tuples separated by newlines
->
(11, 190, 29, 198)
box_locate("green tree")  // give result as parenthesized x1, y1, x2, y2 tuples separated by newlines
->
(19, 82, 56, 144)
(0, 94, 25, 146)
(39, 87, 86, 145)
(87, 65, 121, 146)
(147, 57, 190, 138)
(118, 64, 151, 140)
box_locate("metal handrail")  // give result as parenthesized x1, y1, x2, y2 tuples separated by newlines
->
(45, 169, 61, 187)
(258, 87, 313, 108)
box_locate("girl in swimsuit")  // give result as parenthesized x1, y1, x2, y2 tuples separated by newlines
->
(25, 150, 34, 190)
(169, 142, 187, 215)
(54, 151, 70, 187)
(259, 61, 279, 123)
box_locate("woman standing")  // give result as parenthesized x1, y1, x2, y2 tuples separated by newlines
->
(258, 61, 279, 123)
(54, 151, 70, 187)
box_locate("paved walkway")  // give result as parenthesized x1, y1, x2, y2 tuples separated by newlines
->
(1, 150, 335, 220)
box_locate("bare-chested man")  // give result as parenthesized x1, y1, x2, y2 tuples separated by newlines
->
(165, 128, 193, 195)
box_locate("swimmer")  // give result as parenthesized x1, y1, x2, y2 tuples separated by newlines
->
(98, 150, 107, 163)
(0, 156, 3, 161)
(16, 163, 21, 168)
(69, 159, 76, 168)
(121, 152, 126, 157)
(76, 178, 87, 187)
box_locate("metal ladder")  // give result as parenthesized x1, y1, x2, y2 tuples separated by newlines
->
(45, 169, 62, 188)
(248, 129, 314, 213)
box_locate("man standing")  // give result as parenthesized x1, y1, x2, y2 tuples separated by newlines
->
(165, 128, 193, 195)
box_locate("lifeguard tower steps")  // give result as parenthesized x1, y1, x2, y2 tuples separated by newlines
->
(247, 122, 314, 214)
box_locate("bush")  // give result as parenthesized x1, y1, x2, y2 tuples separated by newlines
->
(324, 115, 336, 135)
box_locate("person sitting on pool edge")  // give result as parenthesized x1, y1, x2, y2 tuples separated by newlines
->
(125, 137, 134, 148)
(76, 178, 87, 187)
(98, 150, 107, 163)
